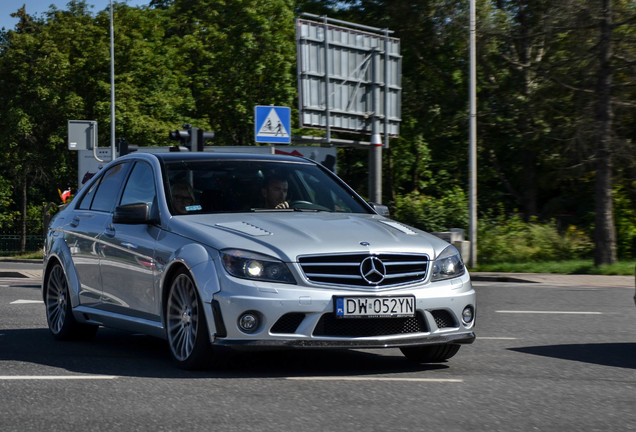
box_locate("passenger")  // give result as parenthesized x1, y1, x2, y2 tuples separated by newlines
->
(171, 182, 195, 214)
(261, 175, 289, 209)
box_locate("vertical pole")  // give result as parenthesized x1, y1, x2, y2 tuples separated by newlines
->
(110, 0, 116, 160)
(369, 47, 382, 203)
(383, 29, 390, 149)
(323, 16, 331, 145)
(468, 0, 478, 267)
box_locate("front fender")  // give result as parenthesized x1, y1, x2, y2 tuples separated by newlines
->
(162, 243, 221, 301)
(160, 243, 221, 343)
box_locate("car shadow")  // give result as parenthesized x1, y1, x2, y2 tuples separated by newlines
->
(0, 327, 450, 378)
(509, 343, 636, 370)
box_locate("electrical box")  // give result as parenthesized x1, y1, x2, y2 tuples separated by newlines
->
(68, 120, 97, 151)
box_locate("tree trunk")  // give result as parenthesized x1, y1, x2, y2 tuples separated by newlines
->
(593, 0, 617, 266)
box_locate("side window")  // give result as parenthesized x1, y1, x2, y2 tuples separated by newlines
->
(90, 163, 130, 212)
(77, 176, 100, 210)
(120, 162, 156, 209)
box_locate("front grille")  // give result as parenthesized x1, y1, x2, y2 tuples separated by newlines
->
(313, 312, 428, 337)
(298, 253, 429, 287)
(431, 310, 458, 329)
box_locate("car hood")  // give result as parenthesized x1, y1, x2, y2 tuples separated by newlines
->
(168, 212, 450, 262)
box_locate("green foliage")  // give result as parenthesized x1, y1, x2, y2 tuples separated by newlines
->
(614, 185, 636, 259)
(473, 259, 636, 276)
(0, 0, 634, 264)
(167, 0, 296, 145)
(0, 176, 17, 229)
(393, 187, 468, 233)
(478, 215, 593, 264)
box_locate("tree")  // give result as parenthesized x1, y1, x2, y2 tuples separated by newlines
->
(0, 8, 71, 251)
(166, 0, 297, 145)
(592, 0, 616, 265)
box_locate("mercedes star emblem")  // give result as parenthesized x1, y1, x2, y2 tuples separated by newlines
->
(360, 256, 386, 284)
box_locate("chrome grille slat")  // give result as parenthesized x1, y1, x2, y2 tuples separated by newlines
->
(304, 273, 362, 280)
(303, 262, 359, 267)
(299, 253, 429, 287)
(384, 271, 427, 280)
(385, 261, 429, 266)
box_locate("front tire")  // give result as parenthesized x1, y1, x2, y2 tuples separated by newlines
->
(400, 344, 460, 363)
(44, 262, 98, 340)
(165, 269, 214, 369)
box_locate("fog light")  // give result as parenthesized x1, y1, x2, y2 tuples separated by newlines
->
(462, 306, 475, 324)
(238, 312, 260, 333)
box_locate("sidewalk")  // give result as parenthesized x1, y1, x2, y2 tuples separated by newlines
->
(471, 272, 635, 288)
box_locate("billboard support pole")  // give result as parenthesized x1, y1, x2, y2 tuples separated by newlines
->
(383, 29, 390, 149)
(322, 16, 331, 145)
(369, 48, 382, 203)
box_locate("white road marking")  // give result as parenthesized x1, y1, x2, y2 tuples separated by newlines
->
(286, 377, 462, 383)
(478, 336, 518, 340)
(10, 300, 43, 304)
(496, 310, 602, 315)
(0, 375, 117, 380)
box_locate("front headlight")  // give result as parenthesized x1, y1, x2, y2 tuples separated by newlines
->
(431, 245, 466, 281)
(220, 249, 295, 284)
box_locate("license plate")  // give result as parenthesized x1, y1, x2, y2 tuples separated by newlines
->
(334, 296, 416, 318)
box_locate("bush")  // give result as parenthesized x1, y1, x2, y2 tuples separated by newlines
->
(478, 215, 593, 264)
(392, 187, 468, 233)
(614, 186, 636, 259)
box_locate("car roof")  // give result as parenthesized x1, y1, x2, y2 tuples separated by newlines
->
(119, 151, 315, 165)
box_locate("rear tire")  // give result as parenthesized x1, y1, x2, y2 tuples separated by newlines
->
(165, 269, 214, 370)
(44, 262, 98, 340)
(400, 344, 460, 363)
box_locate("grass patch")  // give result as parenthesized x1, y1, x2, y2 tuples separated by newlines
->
(4, 251, 43, 260)
(472, 260, 636, 275)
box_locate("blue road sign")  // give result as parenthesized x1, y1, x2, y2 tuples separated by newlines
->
(255, 106, 291, 144)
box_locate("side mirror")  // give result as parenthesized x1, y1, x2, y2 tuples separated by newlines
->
(368, 202, 390, 217)
(113, 203, 152, 224)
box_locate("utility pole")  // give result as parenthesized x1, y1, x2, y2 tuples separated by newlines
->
(109, 0, 116, 160)
(468, 0, 478, 267)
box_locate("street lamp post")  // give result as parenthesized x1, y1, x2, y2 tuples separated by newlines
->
(468, 0, 477, 267)
(110, 0, 116, 160)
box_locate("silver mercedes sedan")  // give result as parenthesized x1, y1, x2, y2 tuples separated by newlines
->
(42, 152, 475, 369)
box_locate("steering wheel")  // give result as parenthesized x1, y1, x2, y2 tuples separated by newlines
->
(289, 200, 330, 211)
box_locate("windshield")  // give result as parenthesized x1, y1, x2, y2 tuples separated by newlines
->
(164, 159, 371, 215)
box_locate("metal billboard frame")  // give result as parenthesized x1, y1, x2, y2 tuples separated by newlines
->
(296, 14, 402, 146)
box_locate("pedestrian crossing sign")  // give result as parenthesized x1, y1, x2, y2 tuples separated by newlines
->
(255, 106, 291, 144)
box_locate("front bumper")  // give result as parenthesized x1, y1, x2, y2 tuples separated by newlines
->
(205, 271, 476, 349)
(213, 331, 476, 349)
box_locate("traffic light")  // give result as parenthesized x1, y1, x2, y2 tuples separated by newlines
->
(117, 137, 137, 156)
(168, 124, 214, 151)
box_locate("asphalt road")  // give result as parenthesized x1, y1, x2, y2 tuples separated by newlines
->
(1, 265, 635, 431)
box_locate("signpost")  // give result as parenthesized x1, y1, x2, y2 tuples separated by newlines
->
(255, 106, 291, 144)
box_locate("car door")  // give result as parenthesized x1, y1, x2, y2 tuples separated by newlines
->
(69, 162, 131, 306)
(98, 161, 162, 320)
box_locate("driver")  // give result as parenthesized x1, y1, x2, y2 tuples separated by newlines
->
(261, 175, 289, 209)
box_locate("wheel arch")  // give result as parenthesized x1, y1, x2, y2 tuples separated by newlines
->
(42, 239, 82, 308)
(159, 244, 222, 342)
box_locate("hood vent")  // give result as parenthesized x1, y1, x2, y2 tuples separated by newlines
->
(215, 221, 272, 236)
(380, 220, 417, 235)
